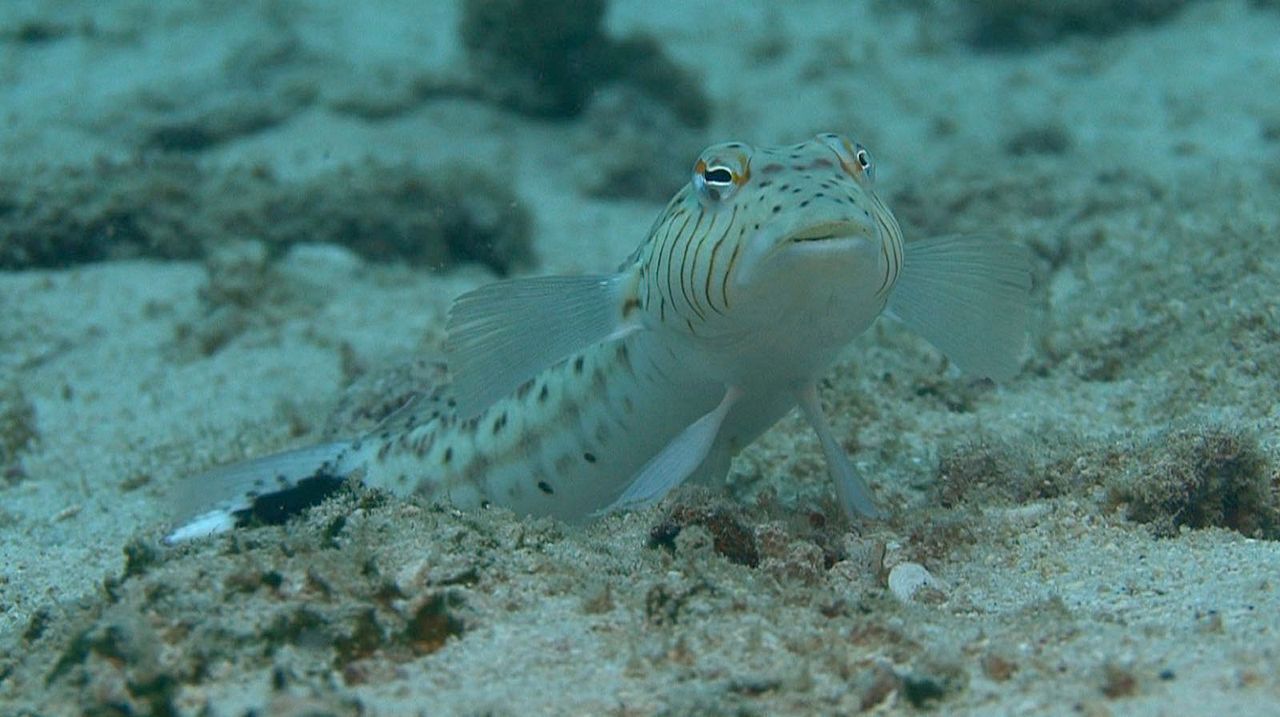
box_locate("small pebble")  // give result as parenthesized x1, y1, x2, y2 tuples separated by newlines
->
(888, 562, 948, 605)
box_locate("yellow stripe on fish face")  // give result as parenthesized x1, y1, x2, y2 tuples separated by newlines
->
(631, 135, 903, 333)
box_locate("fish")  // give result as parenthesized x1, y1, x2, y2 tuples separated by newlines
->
(164, 133, 1030, 543)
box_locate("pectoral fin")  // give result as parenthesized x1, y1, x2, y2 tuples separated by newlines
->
(602, 386, 743, 513)
(797, 384, 882, 519)
(445, 273, 641, 418)
(886, 235, 1031, 381)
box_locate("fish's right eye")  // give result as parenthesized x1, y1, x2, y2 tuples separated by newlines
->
(693, 158, 742, 203)
(702, 166, 734, 185)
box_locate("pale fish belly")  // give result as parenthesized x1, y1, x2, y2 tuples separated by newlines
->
(354, 331, 724, 520)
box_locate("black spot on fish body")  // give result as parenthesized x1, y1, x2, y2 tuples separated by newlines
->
(232, 472, 346, 528)
(492, 412, 507, 434)
(538, 384, 550, 403)
(583, 452, 597, 463)
(537, 481, 554, 495)
(443, 447, 453, 464)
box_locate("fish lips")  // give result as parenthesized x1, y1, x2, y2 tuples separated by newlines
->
(734, 219, 880, 288)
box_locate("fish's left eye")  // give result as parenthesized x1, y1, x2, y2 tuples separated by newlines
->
(818, 133, 875, 185)
(854, 146, 874, 182)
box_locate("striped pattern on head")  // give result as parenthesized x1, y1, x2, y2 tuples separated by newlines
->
(628, 134, 904, 333)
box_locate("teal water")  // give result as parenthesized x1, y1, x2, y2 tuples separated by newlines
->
(2, 1, 1279, 714)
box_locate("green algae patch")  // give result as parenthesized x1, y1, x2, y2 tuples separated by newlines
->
(1110, 426, 1280, 539)
(0, 383, 38, 486)
(459, 0, 710, 126)
(0, 158, 533, 275)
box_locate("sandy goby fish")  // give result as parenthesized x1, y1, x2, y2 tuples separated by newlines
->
(166, 133, 1030, 543)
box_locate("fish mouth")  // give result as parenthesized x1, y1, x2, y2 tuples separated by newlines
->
(784, 221, 875, 244)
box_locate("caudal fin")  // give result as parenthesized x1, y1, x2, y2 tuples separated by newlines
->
(886, 236, 1031, 381)
(165, 441, 359, 544)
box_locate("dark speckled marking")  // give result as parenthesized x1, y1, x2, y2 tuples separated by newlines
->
(538, 384, 550, 402)
(413, 431, 435, 457)
(443, 446, 453, 464)
(492, 411, 508, 434)
(463, 453, 490, 484)
(554, 453, 574, 474)
(537, 480, 554, 495)
(583, 452, 597, 463)
(573, 356, 585, 374)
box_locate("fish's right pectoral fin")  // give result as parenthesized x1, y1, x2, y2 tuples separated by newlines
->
(601, 386, 743, 514)
(445, 273, 642, 419)
(887, 235, 1032, 381)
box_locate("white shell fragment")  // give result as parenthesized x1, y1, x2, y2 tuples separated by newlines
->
(887, 562, 948, 605)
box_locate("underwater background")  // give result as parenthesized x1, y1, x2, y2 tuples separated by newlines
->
(1, 0, 1279, 713)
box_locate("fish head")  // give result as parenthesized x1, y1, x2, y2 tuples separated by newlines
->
(674, 135, 904, 332)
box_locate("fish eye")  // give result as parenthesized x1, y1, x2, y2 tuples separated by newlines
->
(817, 133, 875, 185)
(693, 158, 741, 203)
(854, 146, 874, 181)
(703, 166, 734, 186)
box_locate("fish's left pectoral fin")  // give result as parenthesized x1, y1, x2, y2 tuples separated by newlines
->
(602, 386, 743, 514)
(446, 273, 641, 418)
(797, 385, 883, 519)
(886, 235, 1032, 381)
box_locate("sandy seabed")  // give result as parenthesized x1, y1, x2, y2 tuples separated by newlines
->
(2, 1, 1279, 714)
